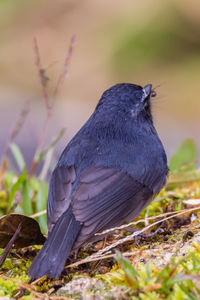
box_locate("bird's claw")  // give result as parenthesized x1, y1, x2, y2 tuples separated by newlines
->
(124, 226, 164, 247)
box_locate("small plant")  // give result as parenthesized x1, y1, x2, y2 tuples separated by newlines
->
(0, 35, 76, 232)
(110, 248, 200, 299)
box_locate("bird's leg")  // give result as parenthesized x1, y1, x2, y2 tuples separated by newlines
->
(124, 226, 164, 247)
(73, 248, 79, 260)
(67, 248, 80, 264)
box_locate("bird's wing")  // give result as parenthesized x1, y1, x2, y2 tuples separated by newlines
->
(47, 165, 76, 231)
(72, 166, 153, 248)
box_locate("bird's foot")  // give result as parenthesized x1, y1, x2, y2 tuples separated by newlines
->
(73, 249, 79, 260)
(124, 226, 164, 247)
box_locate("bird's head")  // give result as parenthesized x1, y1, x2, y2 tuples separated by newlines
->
(96, 83, 156, 122)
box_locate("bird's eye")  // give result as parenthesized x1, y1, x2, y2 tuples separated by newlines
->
(150, 90, 156, 97)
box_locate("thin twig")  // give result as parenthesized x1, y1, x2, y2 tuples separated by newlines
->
(39, 148, 54, 181)
(1, 101, 30, 165)
(33, 37, 51, 116)
(0, 223, 21, 267)
(66, 252, 137, 269)
(9, 101, 30, 142)
(93, 205, 200, 257)
(29, 127, 66, 177)
(0, 274, 45, 299)
(49, 297, 73, 300)
(36, 128, 66, 163)
(30, 37, 75, 177)
(95, 208, 187, 236)
(0, 158, 7, 189)
(29, 38, 53, 177)
(29, 115, 50, 177)
(65, 205, 200, 268)
(31, 210, 47, 218)
(53, 34, 76, 101)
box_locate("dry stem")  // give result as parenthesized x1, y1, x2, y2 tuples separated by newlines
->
(65, 205, 200, 268)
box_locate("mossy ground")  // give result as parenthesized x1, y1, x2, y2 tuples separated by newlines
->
(1, 178, 200, 299)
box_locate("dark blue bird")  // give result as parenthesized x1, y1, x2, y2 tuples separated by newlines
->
(28, 83, 168, 279)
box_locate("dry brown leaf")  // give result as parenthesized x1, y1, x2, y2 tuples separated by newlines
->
(0, 214, 46, 248)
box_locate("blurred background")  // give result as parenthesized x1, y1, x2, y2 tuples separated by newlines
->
(0, 0, 200, 167)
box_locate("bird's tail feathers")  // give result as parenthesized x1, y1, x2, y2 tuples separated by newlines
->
(28, 205, 81, 279)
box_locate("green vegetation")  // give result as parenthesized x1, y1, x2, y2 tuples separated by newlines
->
(0, 137, 200, 299)
(169, 139, 198, 172)
(0, 1, 200, 298)
(110, 5, 200, 75)
(1, 153, 48, 233)
(106, 245, 200, 299)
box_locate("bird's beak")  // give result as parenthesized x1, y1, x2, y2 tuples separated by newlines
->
(143, 84, 152, 98)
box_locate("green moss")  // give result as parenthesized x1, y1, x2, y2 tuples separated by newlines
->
(100, 243, 200, 299)
(0, 138, 200, 298)
(0, 278, 18, 296)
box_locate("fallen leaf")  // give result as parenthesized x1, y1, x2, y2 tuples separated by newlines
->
(0, 223, 21, 267)
(0, 214, 46, 248)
